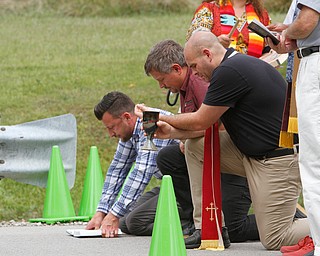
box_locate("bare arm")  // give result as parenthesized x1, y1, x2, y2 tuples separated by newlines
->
(284, 5, 319, 40)
(154, 121, 205, 140)
(267, 6, 319, 53)
(135, 103, 228, 139)
(160, 104, 228, 131)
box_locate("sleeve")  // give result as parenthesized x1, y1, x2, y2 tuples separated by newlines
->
(283, 0, 298, 24)
(298, 0, 320, 12)
(110, 146, 159, 217)
(96, 140, 136, 214)
(105, 112, 176, 218)
(186, 2, 215, 41)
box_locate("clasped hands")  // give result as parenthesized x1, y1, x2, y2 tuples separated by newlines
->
(266, 23, 297, 54)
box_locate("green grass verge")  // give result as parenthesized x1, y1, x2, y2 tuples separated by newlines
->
(0, 12, 290, 221)
(0, 13, 188, 220)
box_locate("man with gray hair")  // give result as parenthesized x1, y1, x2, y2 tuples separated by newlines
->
(142, 39, 260, 248)
(136, 31, 310, 251)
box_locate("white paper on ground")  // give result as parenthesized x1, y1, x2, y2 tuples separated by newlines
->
(66, 229, 123, 238)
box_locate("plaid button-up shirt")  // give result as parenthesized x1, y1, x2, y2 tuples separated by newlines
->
(97, 109, 178, 217)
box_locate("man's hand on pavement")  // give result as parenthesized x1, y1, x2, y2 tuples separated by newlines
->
(85, 211, 105, 230)
(100, 212, 120, 238)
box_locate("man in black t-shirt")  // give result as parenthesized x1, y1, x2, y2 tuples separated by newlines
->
(137, 31, 310, 251)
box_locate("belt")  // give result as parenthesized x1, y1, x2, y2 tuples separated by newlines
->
(297, 46, 320, 59)
(256, 145, 299, 160)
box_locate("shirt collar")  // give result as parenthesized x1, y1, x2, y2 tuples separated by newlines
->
(222, 48, 237, 62)
(131, 117, 142, 141)
(180, 67, 192, 94)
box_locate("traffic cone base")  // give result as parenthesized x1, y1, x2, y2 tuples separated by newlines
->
(29, 216, 89, 224)
(29, 145, 88, 224)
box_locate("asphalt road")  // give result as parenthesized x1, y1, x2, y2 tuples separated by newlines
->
(0, 224, 281, 256)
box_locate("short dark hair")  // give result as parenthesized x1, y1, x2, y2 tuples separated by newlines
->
(144, 39, 187, 76)
(94, 91, 135, 120)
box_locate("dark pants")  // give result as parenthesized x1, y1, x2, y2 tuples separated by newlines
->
(119, 186, 193, 236)
(221, 173, 259, 242)
(156, 144, 194, 221)
(119, 144, 194, 235)
(119, 187, 159, 236)
(120, 144, 259, 241)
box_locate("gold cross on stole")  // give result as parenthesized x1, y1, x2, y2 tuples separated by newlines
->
(205, 202, 218, 221)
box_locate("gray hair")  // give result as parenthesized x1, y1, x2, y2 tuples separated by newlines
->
(144, 39, 187, 75)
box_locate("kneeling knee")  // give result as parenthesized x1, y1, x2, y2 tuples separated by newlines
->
(260, 237, 282, 250)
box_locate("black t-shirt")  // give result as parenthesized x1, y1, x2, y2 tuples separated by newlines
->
(203, 49, 286, 157)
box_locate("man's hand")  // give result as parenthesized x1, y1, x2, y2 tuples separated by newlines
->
(86, 211, 105, 230)
(179, 141, 185, 154)
(266, 34, 288, 54)
(135, 103, 157, 119)
(154, 121, 175, 139)
(134, 104, 145, 119)
(282, 29, 298, 52)
(266, 34, 297, 54)
(266, 22, 298, 54)
(100, 212, 120, 238)
(267, 23, 288, 33)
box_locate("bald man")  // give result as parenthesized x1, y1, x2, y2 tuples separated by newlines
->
(138, 31, 310, 251)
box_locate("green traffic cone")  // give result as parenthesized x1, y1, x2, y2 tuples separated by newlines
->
(78, 146, 104, 218)
(149, 175, 187, 256)
(29, 145, 89, 224)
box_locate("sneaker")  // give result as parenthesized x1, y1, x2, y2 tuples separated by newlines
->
(282, 237, 314, 256)
(281, 236, 312, 253)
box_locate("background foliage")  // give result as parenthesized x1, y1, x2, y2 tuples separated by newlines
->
(0, 0, 289, 221)
(0, 0, 293, 16)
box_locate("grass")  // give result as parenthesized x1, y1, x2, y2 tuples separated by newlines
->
(0, 11, 290, 221)
(0, 12, 188, 220)
(0, 0, 199, 17)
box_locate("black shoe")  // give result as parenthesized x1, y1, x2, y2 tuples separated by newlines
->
(294, 207, 307, 219)
(222, 226, 231, 249)
(184, 228, 231, 249)
(181, 220, 195, 236)
(184, 229, 201, 249)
